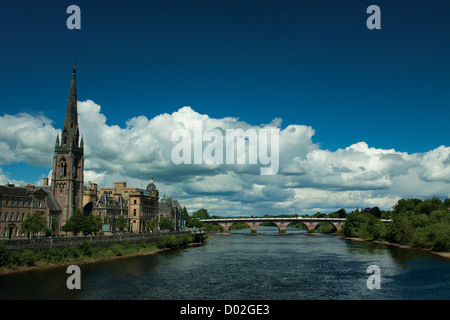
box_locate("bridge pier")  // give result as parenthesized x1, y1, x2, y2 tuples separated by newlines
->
(220, 222, 233, 233)
(305, 221, 319, 231)
(249, 221, 261, 233)
(273, 221, 288, 233)
(333, 222, 343, 231)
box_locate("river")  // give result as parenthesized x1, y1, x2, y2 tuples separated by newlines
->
(0, 226, 449, 300)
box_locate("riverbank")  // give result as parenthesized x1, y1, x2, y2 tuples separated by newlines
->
(0, 234, 205, 275)
(341, 235, 450, 259)
(0, 247, 164, 275)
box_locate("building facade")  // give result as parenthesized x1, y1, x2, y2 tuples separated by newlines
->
(92, 193, 128, 233)
(158, 195, 183, 231)
(99, 178, 159, 233)
(0, 181, 61, 239)
(83, 181, 98, 206)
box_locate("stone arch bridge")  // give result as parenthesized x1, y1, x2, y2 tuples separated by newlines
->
(200, 217, 392, 233)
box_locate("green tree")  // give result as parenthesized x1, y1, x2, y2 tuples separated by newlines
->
(187, 216, 204, 228)
(117, 215, 127, 232)
(443, 198, 450, 209)
(182, 206, 189, 226)
(393, 198, 422, 215)
(386, 215, 415, 244)
(21, 212, 49, 238)
(61, 209, 88, 236)
(418, 198, 443, 215)
(159, 218, 174, 231)
(342, 211, 386, 240)
(193, 208, 209, 220)
(145, 219, 157, 232)
(86, 213, 102, 234)
(429, 209, 450, 223)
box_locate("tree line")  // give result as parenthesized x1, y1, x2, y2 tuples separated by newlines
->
(342, 197, 450, 252)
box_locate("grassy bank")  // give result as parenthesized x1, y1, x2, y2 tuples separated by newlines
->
(0, 234, 200, 274)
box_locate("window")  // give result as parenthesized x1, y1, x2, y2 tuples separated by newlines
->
(60, 159, 67, 177)
(22, 213, 25, 221)
(133, 209, 136, 216)
(134, 200, 137, 204)
(73, 161, 77, 179)
(16, 213, 19, 221)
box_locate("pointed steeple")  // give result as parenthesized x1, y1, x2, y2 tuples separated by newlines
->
(61, 63, 80, 147)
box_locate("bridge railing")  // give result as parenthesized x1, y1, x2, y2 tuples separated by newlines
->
(200, 217, 392, 223)
(200, 217, 347, 222)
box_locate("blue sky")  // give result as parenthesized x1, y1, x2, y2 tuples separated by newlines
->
(0, 0, 449, 215)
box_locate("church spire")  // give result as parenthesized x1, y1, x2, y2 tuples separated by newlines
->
(61, 63, 80, 147)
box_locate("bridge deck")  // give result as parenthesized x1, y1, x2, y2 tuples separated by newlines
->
(200, 217, 392, 222)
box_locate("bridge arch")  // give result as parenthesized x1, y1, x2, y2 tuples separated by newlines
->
(204, 222, 224, 232)
(313, 221, 338, 233)
(202, 217, 347, 234)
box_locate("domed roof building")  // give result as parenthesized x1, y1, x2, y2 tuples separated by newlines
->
(147, 176, 157, 191)
(145, 176, 159, 199)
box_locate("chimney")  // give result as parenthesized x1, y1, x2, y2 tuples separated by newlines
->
(43, 178, 49, 186)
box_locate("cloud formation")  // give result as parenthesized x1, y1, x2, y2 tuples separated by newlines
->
(1, 100, 449, 216)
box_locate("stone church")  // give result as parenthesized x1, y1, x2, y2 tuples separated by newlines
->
(51, 63, 84, 226)
(0, 64, 83, 238)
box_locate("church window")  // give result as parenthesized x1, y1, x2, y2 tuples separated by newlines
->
(73, 162, 77, 178)
(60, 159, 67, 177)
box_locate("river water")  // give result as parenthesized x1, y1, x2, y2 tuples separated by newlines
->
(0, 226, 449, 300)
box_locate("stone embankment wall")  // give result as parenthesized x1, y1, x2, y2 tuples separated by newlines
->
(1, 232, 190, 251)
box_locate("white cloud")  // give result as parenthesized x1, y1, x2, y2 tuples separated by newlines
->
(0, 112, 57, 166)
(1, 101, 449, 216)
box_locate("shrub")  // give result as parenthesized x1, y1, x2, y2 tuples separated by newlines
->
(38, 246, 63, 263)
(156, 235, 180, 249)
(178, 234, 194, 247)
(21, 250, 37, 267)
(62, 246, 82, 261)
(0, 242, 11, 267)
(80, 240, 93, 257)
(110, 244, 124, 256)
